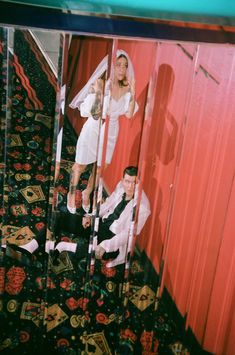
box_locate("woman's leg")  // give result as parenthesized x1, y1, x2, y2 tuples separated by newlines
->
(82, 164, 96, 212)
(82, 162, 108, 212)
(55, 161, 60, 182)
(67, 163, 86, 213)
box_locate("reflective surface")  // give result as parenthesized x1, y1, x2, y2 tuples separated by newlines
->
(0, 26, 235, 354)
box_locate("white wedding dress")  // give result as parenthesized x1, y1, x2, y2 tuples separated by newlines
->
(75, 90, 133, 166)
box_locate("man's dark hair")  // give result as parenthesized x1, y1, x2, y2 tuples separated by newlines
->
(123, 166, 138, 177)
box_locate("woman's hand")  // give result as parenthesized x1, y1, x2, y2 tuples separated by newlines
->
(82, 215, 91, 229)
(125, 78, 136, 118)
(89, 78, 104, 94)
(94, 78, 104, 94)
(95, 245, 106, 259)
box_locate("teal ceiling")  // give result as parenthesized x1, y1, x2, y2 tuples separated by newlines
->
(1, 0, 235, 25)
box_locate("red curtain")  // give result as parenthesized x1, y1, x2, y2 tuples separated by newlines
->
(137, 42, 235, 354)
(65, 35, 112, 135)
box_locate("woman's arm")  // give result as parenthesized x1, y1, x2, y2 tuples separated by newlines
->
(79, 79, 104, 119)
(125, 78, 136, 118)
(90, 79, 104, 120)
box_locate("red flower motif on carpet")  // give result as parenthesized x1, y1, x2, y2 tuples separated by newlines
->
(5, 266, 26, 295)
(140, 331, 154, 351)
(101, 265, 117, 277)
(77, 297, 89, 311)
(120, 328, 137, 342)
(60, 278, 73, 291)
(0, 267, 5, 294)
(96, 312, 109, 324)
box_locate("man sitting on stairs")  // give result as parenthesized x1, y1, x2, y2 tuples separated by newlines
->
(51, 165, 151, 268)
(5, 166, 150, 268)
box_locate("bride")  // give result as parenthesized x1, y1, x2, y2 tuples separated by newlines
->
(67, 49, 138, 214)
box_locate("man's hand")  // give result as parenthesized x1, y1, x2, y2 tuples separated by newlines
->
(82, 216, 91, 229)
(95, 245, 106, 260)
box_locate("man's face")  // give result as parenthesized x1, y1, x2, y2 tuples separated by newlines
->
(122, 173, 136, 199)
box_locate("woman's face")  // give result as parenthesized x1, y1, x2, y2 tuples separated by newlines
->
(114, 56, 128, 81)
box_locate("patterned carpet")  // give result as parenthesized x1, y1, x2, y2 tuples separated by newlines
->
(0, 29, 195, 354)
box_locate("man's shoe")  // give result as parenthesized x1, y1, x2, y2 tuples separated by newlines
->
(102, 249, 120, 260)
(6, 243, 43, 269)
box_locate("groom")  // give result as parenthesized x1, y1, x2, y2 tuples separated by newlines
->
(6, 166, 151, 268)
(53, 165, 151, 267)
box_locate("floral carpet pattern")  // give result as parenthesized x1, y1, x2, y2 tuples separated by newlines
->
(0, 29, 195, 354)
